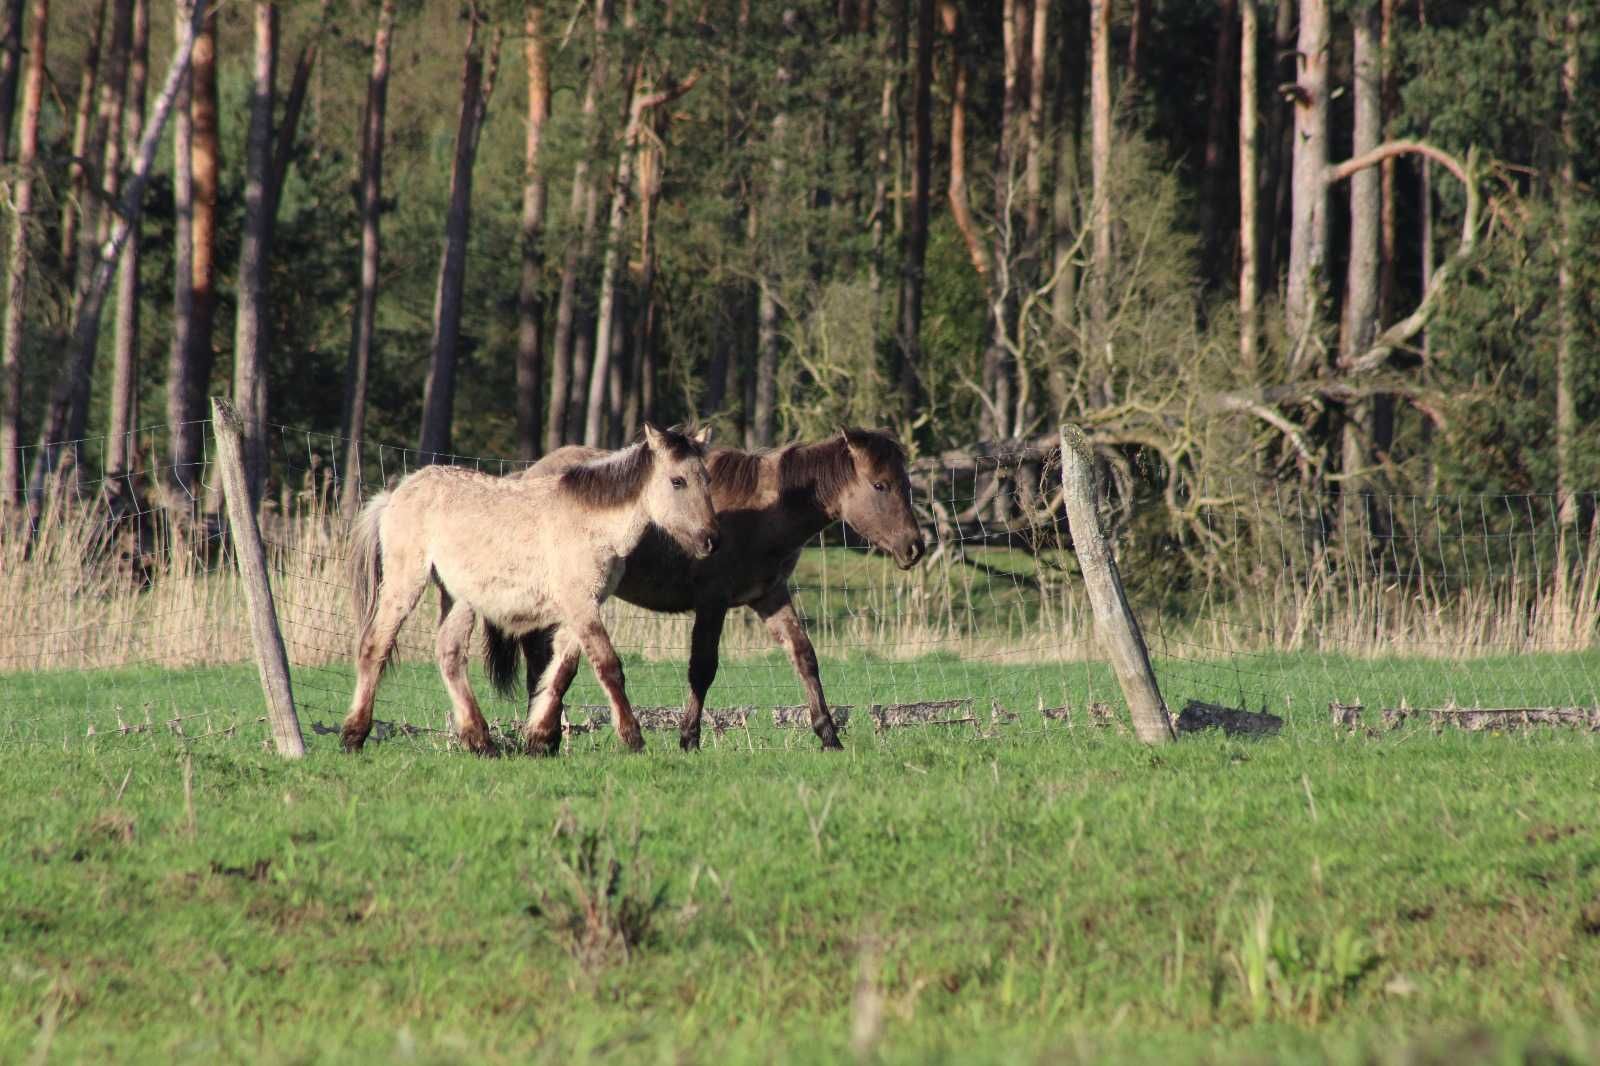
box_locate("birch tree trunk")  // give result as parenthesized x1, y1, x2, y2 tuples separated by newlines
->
(1238, 0, 1258, 371)
(106, 0, 147, 480)
(0, 0, 46, 506)
(338, 0, 394, 514)
(516, 0, 549, 460)
(231, 1, 277, 507)
(419, 19, 500, 463)
(1284, 0, 1327, 370)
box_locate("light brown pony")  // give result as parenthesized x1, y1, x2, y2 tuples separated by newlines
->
(485, 428, 925, 751)
(341, 425, 718, 756)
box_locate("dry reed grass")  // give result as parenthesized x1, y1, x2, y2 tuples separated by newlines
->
(2, 492, 1596, 677)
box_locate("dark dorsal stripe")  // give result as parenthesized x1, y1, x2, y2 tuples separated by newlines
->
(709, 429, 907, 508)
(557, 427, 706, 509)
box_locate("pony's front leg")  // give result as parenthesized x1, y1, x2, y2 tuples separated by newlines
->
(524, 628, 581, 756)
(436, 592, 494, 756)
(571, 616, 644, 753)
(342, 563, 429, 752)
(753, 588, 843, 751)
(679, 607, 727, 751)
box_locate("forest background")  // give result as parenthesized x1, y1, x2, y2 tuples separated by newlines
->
(0, 0, 1595, 562)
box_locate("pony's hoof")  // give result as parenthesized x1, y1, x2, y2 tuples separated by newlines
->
(679, 730, 701, 752)
(524, 733, 560, 757)
(820, 738, 844, 752)
(621, 732, 646, 753)
(340, 731, 367, 753)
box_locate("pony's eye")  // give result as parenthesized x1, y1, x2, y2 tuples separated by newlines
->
(873, 481, 888, 492)
(671, 476, 687, 489)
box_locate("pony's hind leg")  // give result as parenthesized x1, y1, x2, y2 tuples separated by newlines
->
(436, 591, 494, 756)
(524, 627, 581, 756)
(341, 561, 429, 752)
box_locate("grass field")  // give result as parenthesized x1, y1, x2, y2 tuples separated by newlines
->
(3, 653, 1600, 1063)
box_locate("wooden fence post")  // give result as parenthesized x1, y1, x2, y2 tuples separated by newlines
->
(1059, 424, 1175, 744)
(211, 397, 306, 757)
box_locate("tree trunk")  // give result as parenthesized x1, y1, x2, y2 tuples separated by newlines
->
(1024, 0, 1049, 251)
(1048, 0, 1085, 414)
(1338, 6, 1380, 491)
(1200, 0, 1237, 274)
(338, 0, 394, 514)
(181, 0, 219, 487)
(268, 1, 324, 224)
(1238, 0, 1258, 371)
(896, 0, 932, 422)
(751, 11, 794, 450)
(106, 0, 147, 481)
(545, 0, 611, 453)
(0, 0, 21, 162)
(61, 0, 106, 293)
(63, 0, 131, 448)
(1284, 0, 1327, 369)
(1088, 0, 1111, 400)
(516, 0, 549, 461)
(582, 60, 641, 449)
(584, 69, 699, 448)
(1125, 0, 1145, 88)
(1377, 0, 1395, 327)
(1262, 0, 1294, 286)
(418, 20, 500, 463)
(165, 73, 195, 496)
(1556, 5, 1579, 527)
(0, 0, 46, 505)
(231, 1, 276, 507)
(868, 0, 902, 310)
(945, 3, 985, 284)
(30, 0, 202, 507)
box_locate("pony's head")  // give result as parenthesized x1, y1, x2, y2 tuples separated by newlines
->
(641, 423, 720, 559)
(832, 427, 926, 569)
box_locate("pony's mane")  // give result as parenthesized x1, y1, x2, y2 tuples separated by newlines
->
(710, 429, 907, 507)
(557, 427, 705, 509)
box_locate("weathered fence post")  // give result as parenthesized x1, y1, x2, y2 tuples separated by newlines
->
(211, 397, 306, 758)
(1059, 424, 1175, 744)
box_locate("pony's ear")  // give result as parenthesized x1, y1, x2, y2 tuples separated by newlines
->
(642, 422, 664, 450)
(692, 425, 714, 446)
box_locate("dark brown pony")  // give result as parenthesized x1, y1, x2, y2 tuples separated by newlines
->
(487, 428, 926, 750)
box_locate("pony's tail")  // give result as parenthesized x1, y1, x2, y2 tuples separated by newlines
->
(484, 621, 523, 700)
(349, 491, 389, 642)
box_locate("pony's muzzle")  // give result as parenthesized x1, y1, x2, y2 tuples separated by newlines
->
(896, 535, 927, 569)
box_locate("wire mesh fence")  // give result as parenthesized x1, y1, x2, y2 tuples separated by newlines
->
(2, 421, 1597, 754)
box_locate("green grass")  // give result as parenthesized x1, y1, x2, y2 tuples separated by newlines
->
(3, 654, 1600, 1064)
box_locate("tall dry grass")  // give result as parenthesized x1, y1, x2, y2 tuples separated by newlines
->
(2, 490, 1596, 678)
